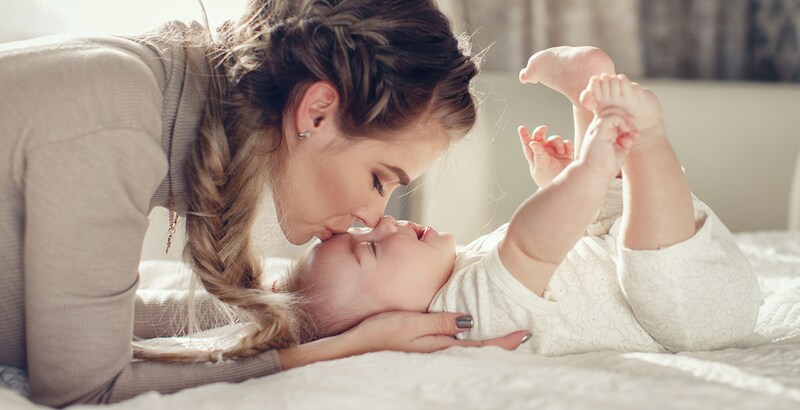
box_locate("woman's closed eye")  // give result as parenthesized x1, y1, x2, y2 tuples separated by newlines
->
(372, 173, 385, 197)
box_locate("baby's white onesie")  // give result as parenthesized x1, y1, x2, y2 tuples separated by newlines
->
(428, 180, 761, 355)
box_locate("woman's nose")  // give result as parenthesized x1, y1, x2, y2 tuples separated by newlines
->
(352, 194, 392, 228)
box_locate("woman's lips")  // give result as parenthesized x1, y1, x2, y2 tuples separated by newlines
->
(318, 228, 334, 241)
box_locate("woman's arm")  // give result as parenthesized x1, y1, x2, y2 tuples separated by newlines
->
(24, 131, 290, 406)
(134, 290, 232, 339)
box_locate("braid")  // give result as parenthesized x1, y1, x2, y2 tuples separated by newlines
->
(134, 84, 298, 364)
(185, 110, 299, 354)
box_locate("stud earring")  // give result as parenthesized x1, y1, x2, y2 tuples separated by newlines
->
(298, 130, 312, 139)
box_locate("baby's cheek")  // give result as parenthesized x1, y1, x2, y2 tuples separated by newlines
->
(382, 277, 430, 312)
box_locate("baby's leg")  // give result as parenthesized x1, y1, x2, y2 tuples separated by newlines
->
(520, 46, 615, 156)
(580, 74, 694, 250)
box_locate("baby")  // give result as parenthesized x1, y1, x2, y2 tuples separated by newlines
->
(282, 48, 761, 355)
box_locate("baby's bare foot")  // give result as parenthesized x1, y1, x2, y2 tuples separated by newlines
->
(519, 46, 615, 106)
(579, 74, 664, 140)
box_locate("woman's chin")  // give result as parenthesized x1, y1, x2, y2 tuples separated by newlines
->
(280, 224, 313, 245)
(286, 236, 308, 245)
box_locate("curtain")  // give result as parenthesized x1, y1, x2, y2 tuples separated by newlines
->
(438, 0, 800, 82)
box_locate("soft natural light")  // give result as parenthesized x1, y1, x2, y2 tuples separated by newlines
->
(0, 0, 247, 42)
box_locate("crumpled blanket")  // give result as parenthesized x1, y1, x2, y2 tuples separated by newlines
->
(2, 231, 799, 409)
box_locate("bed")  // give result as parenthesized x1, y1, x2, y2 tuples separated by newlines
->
(3, 78, 800, 409)
(1, 230, 799, 409)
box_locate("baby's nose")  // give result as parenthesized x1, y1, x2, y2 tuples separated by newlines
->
(379, 215, 397, 225)
(373, 215, 400, 235)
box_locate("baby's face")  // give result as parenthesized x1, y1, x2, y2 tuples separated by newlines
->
(303, 216, 457, 321)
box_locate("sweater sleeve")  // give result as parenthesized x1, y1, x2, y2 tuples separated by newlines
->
(23, 131, 282, 407)
(134, 289, 234, 339)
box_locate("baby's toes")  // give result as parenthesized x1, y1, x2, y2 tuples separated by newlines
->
(609, 76, 622, 98)
(617, 74, 632, 96)
(598, 75, 612, 100)
(579, 77, 601, 110)
(519, 55, 541, 84)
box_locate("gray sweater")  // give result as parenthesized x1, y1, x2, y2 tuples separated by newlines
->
(0, 22, 281, 407)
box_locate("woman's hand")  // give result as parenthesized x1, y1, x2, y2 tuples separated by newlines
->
(345, 311, 530, 352)
(278, 311, 531, 370)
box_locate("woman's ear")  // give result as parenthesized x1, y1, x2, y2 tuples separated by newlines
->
(292, 81, 339, 143)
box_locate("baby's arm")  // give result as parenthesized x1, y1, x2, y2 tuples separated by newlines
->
(499, 111, 636, 296)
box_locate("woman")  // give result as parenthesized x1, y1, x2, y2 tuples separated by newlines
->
(0, 0, 526, 406)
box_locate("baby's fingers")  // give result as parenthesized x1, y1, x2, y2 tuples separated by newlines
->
(530, 141, 549, 168)
(517, 126, 539, 166)
(563, 139, 575, 159)
(616, 130, 638, 151)
(546, 135, 568, 157)
(531, 125, 547, 143)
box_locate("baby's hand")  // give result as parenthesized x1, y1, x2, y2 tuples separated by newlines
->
(579, 108, 637, 179)
(518, 125, 574, 188)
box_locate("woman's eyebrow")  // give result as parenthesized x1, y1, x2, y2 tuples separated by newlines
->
(382, 163, 410, 186)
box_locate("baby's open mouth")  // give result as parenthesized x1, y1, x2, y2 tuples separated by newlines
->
(407, 222, 426, 240)
(419, 227, 431, 241)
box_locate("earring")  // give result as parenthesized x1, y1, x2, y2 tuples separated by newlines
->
(298, 130, 312, 139)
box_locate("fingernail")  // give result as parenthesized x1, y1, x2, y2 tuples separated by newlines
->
(455, 315, 474, 329)
(520, 332, 532, 344)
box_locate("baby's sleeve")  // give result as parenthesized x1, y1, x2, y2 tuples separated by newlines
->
(429, 247, 556, 353)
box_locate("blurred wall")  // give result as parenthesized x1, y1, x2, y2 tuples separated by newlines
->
(416, 74, 800, 243)
(0, 0, 246, 42)
(438, 0, 800, 82)
(4, 1, 798, 259)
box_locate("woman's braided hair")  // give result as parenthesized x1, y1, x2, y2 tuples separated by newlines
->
(134, 0, 480, 362)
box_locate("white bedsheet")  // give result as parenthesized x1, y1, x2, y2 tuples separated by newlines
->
(2, 231, 799, 409)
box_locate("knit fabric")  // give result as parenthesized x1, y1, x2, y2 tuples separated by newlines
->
(0, 22, 281, 407)
(429, 183, 760, 356)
